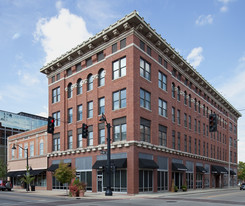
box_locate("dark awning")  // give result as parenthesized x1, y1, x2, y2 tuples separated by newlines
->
(139, 158, 159, 169)
(30, 169, 46, 176)
(172, 163, 187, 171)
(92, 158, 127, 169)
(7, 170, 26, 177)
(230, 170, 236, 175)
(47, 163, 71, 172)
(196, 166, 207, 173)
(211, 165, 228, 174)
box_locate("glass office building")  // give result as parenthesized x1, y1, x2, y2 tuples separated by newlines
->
(0, 110, 47, 163)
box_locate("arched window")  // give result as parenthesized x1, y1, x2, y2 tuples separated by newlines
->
(189, 94, 191, 107)
(77, 78, 82, 95)
(177, 86, 180, 101)
(87, 74, 93, 91)
(67, 83, 72, 98)
(39, 140, 44, 155)
(172, 83, 175, 98)
(98, 69, 105, 87)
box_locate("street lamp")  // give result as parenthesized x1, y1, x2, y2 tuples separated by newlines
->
(228, 139, 239, 188)
(99, 113, 113, 196)
(12, 144, 29, 191)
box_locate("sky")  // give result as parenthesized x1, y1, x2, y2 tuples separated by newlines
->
(1, 0, 245, 161)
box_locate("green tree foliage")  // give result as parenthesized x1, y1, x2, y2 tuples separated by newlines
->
(20, 166, 35, 191)
(238, 161, 245, 182)
(0, 160, 7, 179)
(54, 162, 76, 194)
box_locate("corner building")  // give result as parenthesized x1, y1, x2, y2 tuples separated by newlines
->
(40, 11, 241, 194)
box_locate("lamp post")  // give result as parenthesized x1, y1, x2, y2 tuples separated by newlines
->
(99, 113, 112, 196)
(12, 144, 29, 191)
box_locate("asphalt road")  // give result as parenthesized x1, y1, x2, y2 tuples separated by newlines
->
(0, 189, 244, 206)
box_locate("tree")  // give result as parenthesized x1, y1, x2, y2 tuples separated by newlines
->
(20, 166, 35, 192)
(238, 161, 245, 182)
(0, 160, 7, 179)
(54, 162, 76, 195)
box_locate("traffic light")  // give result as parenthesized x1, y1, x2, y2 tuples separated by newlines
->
(209, 114, 217, 132)
(47, 116, 55, 134)
(82, 123, 88, 138)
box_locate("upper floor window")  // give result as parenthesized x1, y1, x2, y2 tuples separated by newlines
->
(86, 57, 92, 67)
(87, 101, 93, 118)
(140, 40, 145, 51)
(51, 76, 55, 83)
(113, 117, 127, 142)
(87, 74, 93, 91)
(140, 88, 151, 110)
(52, 111, 60, 127)
(177, 86, 180, 101)
(158, 55, 162, 65)
(67, 83, 72, 98)
(52, 87, 60, 103)
(98, 69, 105, 87)
(76, 63, 82, 72)
(39, 140, 44, 155)
(19, 145, 22, 158)
(120, 38, 126, 49)
(158, 71, 167, 91)
(68, 130, 73, 149)
(98, 123, 105, 145)
(56, 73, 60, 81)
(140, 118, 151, 143)
(184, 91, 187, 105)
(97, 51, 104, 62)
(67, 68, 72, 76)
(77, 79, 82, 95)
(53, 133, 60, 151)
(113, 89, 126, 110)
(164, 60, 168, 69)
(158, 98, 167, 118)
(172, 83, 175, 98)
(189, 94, 192, 107)
(112, 43, 117, 53)
(77, 104, 83, 121)
(140, 58, 151, 81)
(77, 128, 83, 148)
(68, 108, 73, 123)
(147, 46, 151, 56)
(159, 125, 167, 146)
(87, 126, 93, 146)
(98, 97, 105, 115)
(113, 57, 126, 80)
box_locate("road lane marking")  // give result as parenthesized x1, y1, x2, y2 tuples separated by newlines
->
(205, 191, 242, 198)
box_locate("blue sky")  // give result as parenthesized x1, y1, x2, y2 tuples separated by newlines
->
(1, 0, 245, 161)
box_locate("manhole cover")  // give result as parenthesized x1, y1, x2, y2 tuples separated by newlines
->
(166, 200, 177, 203)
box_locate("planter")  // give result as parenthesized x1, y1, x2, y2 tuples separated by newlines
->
(79, 190, 85, 197)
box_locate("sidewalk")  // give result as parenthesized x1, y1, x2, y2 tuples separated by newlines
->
(12, 187, 239, 200)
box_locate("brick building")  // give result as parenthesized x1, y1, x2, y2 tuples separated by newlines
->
(40, 11, 240, 194)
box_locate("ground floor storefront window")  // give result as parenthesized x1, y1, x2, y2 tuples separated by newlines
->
(139, 170, 153, 192)
(52, 176, 68, 189)
(97, 169, 127, 192)
(157, 170, 168, 191)
(196, 173, 203, 189)
(172, 172, 183, 190)
(186, 172, 193, 189)
(204, 174, 210, 188)
(76, 171, 92, 191)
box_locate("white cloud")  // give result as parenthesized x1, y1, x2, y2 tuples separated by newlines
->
(187, 47, 204, 68)
(220, 5, 228, 12)
(17, 70, 40, 86)
(216, 54, 245, 161)
(55, 0, 63, 10)
(12, 33, 20, 40)
(36, 106, 48, 118)
(34, 8, 92, 64)
(218, 0, 234, 13)
(195, 15, 213, 26)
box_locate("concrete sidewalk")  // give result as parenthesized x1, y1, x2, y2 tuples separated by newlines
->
(12, 187, 239, 200)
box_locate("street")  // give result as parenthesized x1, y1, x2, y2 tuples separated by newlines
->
(0, 188, 244, 206)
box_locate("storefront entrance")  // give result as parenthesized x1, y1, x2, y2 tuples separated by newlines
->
(97, 171, 103, 192)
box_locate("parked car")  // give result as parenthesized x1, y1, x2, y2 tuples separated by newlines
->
(240, 183, 245, 190)
(0, 180, 12, 191)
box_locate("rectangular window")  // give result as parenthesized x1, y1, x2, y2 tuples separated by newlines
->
(140, 40, 145, 51)
(112, 43, 117, 53)
(87, 126, 93, 146)
(172, 130, 175, 149)
(177, 132, 181, 150)
(86, 57, 92, 67)
(51, 76, 55, 83)
(164, 60, 168, 69)
(52, 87, 60, 103)
(140, 88, 151, 110)
(177, 110, 181, 125)
(39, 142, 44, 155)
(140, 58, 151, 81)
(76, 63, 82, 72)
(113, 117, 127, 142)
(158, 71, 167, 91)
(184, 135, 187, 152)
(52, 111, 60, 127)
(158, 98, 167, 117)
(56, 73, 60, 80)
(98, 97, 105, 115)
(140, 118, 151, 143)
(184, 113, 187, 127)
(98, 123, 105, 144)
(147, 46, 151, 56)
(68, 108, 73, 123)
(77, 128, 83, 148)
(120, 38, 126, 49)
(189, 136, 192, 153)
(97, 51, 104, 62)
(77, 104, 83, 121)
(112, 57, 126, 80)
(158, 55, 162, 64)
(87, 101, 93, 118)
(172, 107, 175, 123)
(19, 145, 22, 158)
(188, 115, 191, 130)
(159, 125, 167, 146)
(68, 130, 73, 149)
(67, 68, 72, 76)
(30, 144, 34, 157)
(53, 133, 60, 151)
(113, 89, 126, 110)
(195, 138, 197, 154)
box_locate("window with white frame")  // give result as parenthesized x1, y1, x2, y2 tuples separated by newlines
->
(87, 101, 93, 118)
(98, 97, 105, 115)
(158, 71, 167, 91)
(68, 108, 73, 123)
(158, 98, 167, 118)
(140, 58, 151, 81)
(52, 87, 60, 103)
(113, 117, 126, 142)
(52, 111, 60, 127)
(30, 143, 34, 157)
(68, 130, 73, 149)
(40, 140, 44, 155)
(112, 57, 126, 80)
(140, 88, 151, 110)
(113, 89, 126, 110)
